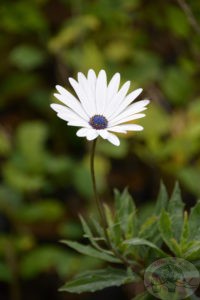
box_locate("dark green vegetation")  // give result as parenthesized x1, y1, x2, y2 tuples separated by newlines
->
(61, 183, 200, 299)
(0, 0, 200, 299)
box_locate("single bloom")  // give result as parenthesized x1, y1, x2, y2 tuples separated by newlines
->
(51, 69, 149, 146)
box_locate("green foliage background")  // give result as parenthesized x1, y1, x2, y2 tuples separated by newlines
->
(0, 0, 200, 299)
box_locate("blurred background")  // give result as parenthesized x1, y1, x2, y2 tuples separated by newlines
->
(0, 0, 200, 299)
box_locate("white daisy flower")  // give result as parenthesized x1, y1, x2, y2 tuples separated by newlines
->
(51, 69, 149, 146)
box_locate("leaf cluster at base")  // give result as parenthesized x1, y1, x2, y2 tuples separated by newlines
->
(60, 182, 200, 297)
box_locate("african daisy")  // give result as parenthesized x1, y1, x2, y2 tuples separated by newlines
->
(51, 69, 149, 146)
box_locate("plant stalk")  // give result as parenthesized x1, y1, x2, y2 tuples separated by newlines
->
(90, 139, 135, 268)
(90, 139, 108, 232)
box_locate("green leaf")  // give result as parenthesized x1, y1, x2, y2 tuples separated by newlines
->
(124, 238, 167, 257)
(180, 211, 189, 249)
(104, 203, 114, 228)
(183, 241, 200, 260)
(79, 216, 107, 253)
(61, 240, 120, 263)
(159, 211, 181, 256)
(168, 182, 184, 241)
(114, 188, 137, 239)
(59, 267, 139, 293)
(159, 211, 173, 241)
(104, 204, 122, 247)
(139, 215, 158, 239)
(189, 200, 200, 240)
(91, 217, 104, 237)
(155, 181, 168, 215)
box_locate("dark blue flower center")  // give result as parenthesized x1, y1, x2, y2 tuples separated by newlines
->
(89, 115, 108, 130)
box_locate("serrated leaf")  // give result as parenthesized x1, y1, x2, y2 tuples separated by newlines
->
(79, 215, 108, 253)
(170, 238, 182, 256)
(61, 240, 120, 263)
(168, 182, 184, 241)
(155, 181, 168, 215)
(114, 188, 137, 239)
(91, 217, 104, 237)
(103, 204, 122, 247)
(183, 241, 200, 260)
(180, 211, 189, 249)
(124, 238, 167, 257)
(108, 222, 122, 248)
(59, 267, 139, 293)
(138, 214, 162, 256)
(104, 204, 114, 228)
(159, 211, 181, 256)
(139, 215, 158, 239)
(189, 200, 200, 240)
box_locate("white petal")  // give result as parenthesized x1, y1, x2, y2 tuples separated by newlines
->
(110, 100, 149, 124)
(86, 129, 98, 140)
(57, 114, 89, 127)
(95, 70, 107, 114)
(56, 113, 73, 122)
(109, 113, 145, 127)
(67, 120, 90, 127)
(106, 132, 120, 146)
(105, 81, 130, 118)
(69, 77, 93, 115)
(51, 103, 68, 114)
(106, 73, 120, 101)
(54, 86, 89, 120)
(108, 127, 127, 133)
(87, 69, 97, 93)
(50, 103, 85, 122)
(109, 124, 143, 132)
(98, 129, 109, 139)
(109, 88, 143, 119)
(77, 72, 96, 115)
(123, 88, 143, 108)
(76, 128, 89, 137)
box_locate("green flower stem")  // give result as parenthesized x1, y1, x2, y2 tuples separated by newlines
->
(90, 138, 108, 231)
(90, 139, 134, 268)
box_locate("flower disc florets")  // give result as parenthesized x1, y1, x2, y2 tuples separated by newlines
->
(89, 115, 108, 130)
